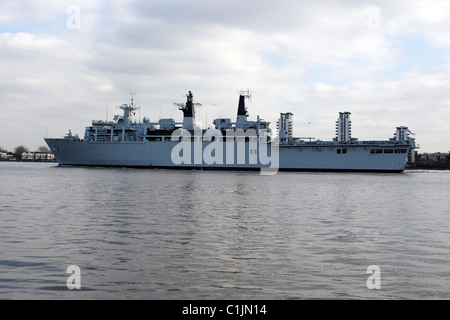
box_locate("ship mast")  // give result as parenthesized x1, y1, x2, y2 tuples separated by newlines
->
(174, 91, 202, 131)
(130, 91, 136, 107)
(119, 91, 139, 123)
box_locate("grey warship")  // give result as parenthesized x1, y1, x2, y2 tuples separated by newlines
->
(45, 91, 415, 173)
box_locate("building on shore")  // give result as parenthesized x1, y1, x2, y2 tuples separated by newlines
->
(412, 151, 449, 168)
(20, 152, 55, 161)
(392, 126, 417, 165)
(0, 152, 16, 161)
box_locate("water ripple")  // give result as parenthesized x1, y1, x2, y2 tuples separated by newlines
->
(1, 163, 449, 299)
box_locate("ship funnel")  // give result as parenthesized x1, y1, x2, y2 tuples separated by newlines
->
(237, 95, 247, 117)
(236, 89, 251, 123)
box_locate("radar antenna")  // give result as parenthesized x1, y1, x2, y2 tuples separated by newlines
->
(174, 91, 202, 110)
(238, 88, 252, 103)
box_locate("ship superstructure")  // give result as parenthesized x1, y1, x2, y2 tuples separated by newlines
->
(45, 91, 416, 172)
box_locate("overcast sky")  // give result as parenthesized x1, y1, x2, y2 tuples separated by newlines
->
(1, 0, 449, 153)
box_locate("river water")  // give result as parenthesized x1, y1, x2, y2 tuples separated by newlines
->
(0, 162, 449, 299)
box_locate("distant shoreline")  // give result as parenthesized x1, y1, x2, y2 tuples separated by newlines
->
(405, 165, 449, 171)
(0, 159, 56, 163)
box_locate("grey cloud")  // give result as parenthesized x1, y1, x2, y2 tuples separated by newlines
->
(0, 1, 449, 152)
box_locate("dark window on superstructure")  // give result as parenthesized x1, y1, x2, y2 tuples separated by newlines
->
(370, 149, 383, 154)
(384, 149, 393, 154)
(394, 149, 407, 154)
(337, 149, 341, 154)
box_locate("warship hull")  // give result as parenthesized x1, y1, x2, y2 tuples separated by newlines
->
(45, 138, 409, 172)
(44, 90, 415, 173)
